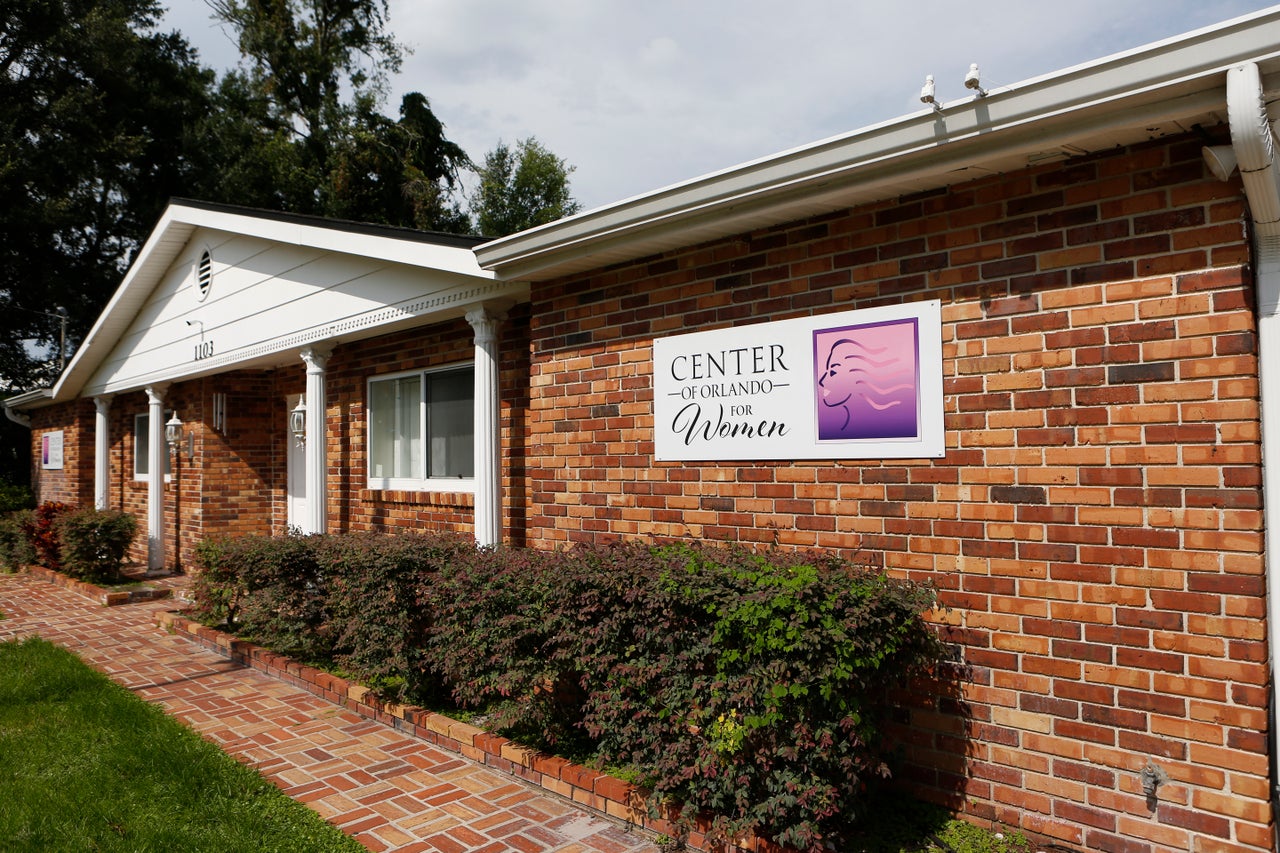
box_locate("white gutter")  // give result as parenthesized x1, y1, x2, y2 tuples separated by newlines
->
(1226, 62, 1280, 828)
(476, 7, 1280, 281)
(2, 389, 53, 426)
(2, 405, 30, 428)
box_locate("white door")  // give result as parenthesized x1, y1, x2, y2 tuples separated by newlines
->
(286, 394, 306, 531)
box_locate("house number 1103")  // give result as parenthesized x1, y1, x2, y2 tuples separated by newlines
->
(194, 340, 214, 360)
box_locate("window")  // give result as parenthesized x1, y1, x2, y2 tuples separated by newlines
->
(367, 365, 474, 490)
(133, 412, 173, 481)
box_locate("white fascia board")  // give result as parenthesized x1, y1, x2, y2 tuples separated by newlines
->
(176, 205, 493, 279)
(476, 6, 1280, 281)
(49, 208, 197, 404)
(4, 388, 53, 413)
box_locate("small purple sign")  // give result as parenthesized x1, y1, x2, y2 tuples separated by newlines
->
(814, 318, 920, 441)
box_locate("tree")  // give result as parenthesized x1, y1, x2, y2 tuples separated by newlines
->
(207, 0, 471, 229)
(328, 92, 471, 232)
(0, 0, 216, 391)
(470, 137, 582, 237)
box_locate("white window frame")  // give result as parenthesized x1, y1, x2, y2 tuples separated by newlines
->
(366, 363, 475, 493)
(133, 411, 173, 483)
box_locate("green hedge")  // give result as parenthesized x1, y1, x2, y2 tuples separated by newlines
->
(55, 507, 137, 584)
(190, 533, 944, 851)
(1, 504, 137, 583)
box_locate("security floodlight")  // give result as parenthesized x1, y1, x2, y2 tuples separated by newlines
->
(965, 63, 988, 97)
(920, 75, 942, 112)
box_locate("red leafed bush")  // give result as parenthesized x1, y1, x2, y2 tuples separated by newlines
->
(19, 501, 72, 570)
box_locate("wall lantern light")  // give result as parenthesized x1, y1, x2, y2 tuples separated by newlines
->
(289, 396, 307, 444)
(165, 413, 184, 449)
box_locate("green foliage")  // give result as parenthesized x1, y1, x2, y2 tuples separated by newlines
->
(0, 636, 366, 852)
(18, 501, 72, 570)
(191, 531, 471, 690)
(188, 537, 245, 630)
(0, 0, 216, 391)
(206, 0, 472, 230)
(0, 512, 36, 571)
(188, 534, 944, 851)
(323, 532, 473, 702)
(1, 0, 478, 412)
(471, 137, 582, 236)
(191, 533, 329, 662)
(838, 793, 1033, 853)
(327, 92, 473, 232)
(209, 0, 403, 158)
(932, 821, 1032, 853)
(0, 479, 34, 514)
(564, 544, 944, 851)
(427, 546, 589, 743)
(54, 506, 137, 584)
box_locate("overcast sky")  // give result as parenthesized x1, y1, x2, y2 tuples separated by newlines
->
(162, 1, 1278, 212)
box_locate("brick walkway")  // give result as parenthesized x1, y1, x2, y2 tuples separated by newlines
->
(0, 572, 657, 853)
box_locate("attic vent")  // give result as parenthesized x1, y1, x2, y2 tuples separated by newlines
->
(195, 249, 213, 301)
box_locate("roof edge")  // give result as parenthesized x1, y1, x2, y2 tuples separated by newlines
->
(475, 6, 1280, 281)
(168, 198, 491, 250)
(48, 200, 497, 405)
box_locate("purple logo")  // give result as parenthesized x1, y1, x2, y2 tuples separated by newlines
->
(814, 318, 920, 441)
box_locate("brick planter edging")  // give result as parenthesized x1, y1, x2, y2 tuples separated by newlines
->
(155, 609, 788, 853)
(25, 565, 172, 607)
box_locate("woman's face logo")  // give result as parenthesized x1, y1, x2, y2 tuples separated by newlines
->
(819, 339, 862, 411)
(814, 320, 919, 441)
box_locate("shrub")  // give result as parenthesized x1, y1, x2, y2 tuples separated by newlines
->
(187, 534, 944, 850)
(323, 532, 473, 702)
(19, 502, 72, 570)
(427, 540, 944, 849)
(189, 537, 245, 630)
(55, 507, 138, 584)
(190, 533, 330, 663)
(0, 479, 34, 514)
(0, 512, 35, 572)
(426, 545, 585, 743)
(584, 544, 944, 851)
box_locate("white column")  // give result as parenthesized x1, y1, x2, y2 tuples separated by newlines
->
(466, 306, 506, 548)
(144, 384, 168, 571)
(93, 396, 111, 510)
(300, 347, 331, 535)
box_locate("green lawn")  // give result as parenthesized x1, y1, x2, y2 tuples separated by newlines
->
(0, 636, 365, 852)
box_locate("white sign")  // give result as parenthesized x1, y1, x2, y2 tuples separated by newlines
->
(41, 430, 64, 470)
(653, 301, 944, 461)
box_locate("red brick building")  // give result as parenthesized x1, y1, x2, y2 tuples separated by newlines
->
(9, 10, 1280, 852)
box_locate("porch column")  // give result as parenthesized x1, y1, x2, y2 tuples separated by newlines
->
(300, 346, 331, 535)
(466, 306, 506, 548)
(93, 395, 111, 510)
(144, 384, 168, 571)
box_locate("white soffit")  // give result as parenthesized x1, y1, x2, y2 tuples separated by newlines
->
(45, 201, 503, 405)
(475, 7, 1280, 282)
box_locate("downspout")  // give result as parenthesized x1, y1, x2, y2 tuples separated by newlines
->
(1225, 62, 1280, 834)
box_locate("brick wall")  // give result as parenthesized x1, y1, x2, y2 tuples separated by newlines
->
(102, 389, 198, 568)
(323, 306, 532, 543)
(30, 399, 93, 506)
(19, 129, 1270, 850)
(523, 134, 1272, 851)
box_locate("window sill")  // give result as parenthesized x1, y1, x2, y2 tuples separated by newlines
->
(358, 489, 474, 508)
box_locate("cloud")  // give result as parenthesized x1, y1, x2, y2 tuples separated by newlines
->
(163, 0, 1275, 211)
